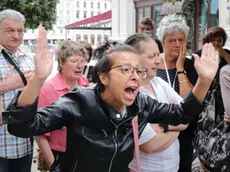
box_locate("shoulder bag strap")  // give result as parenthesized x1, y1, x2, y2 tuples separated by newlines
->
(131, 116, 140, 172)
(1, 49, 27, 86)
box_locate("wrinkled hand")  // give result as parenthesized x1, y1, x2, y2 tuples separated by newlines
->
(176, 43, 187, 70)
(217, 47, 226, 57)
(34, 24, 54, 81)
(193, 43, 219, 82)
(5, 66, 32, 90)
(0, 100, 4, 126)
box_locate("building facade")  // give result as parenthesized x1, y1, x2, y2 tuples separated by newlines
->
(24, 0, 111, 47)
(112, 0, 229, 51)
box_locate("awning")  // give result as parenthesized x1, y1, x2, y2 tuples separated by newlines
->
(65, 10, 111, 29)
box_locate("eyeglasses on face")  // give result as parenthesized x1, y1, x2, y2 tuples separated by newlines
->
(165, 38, 185, 46)
(70, 59, 88, 66)
(109, 64, 148, 79)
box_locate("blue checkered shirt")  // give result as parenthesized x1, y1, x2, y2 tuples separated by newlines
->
(0, 45, 34, 159)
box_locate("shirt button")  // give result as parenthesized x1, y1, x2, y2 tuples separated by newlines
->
(116, 114, 121, 118)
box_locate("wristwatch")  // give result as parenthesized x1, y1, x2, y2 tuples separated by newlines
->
(177, 70, 187, 75)
(159, 124, 169, 133)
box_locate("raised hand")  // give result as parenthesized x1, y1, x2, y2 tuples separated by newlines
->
(5, 66, 32, 90)
(176, 43, 187, 71)
(34, 24, 54, 81)
(193, 43, 219, 82)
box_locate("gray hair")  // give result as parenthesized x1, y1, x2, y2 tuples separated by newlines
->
(0, 9, 25, 27)
(156, 13, 190, 43)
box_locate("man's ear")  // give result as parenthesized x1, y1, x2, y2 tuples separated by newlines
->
(99, 73, 109, 86)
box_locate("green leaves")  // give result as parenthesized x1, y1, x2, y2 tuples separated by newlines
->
(0, 0, 59, 30)
(162, 0, 212, 5)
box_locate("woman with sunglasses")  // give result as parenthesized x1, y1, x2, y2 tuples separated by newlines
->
(0, 25, 219, 172)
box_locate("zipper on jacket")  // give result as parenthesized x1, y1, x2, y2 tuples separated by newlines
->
(107, 116, 134, 172)
(108, 121, 118, 172)
(71, 159, 78, 172)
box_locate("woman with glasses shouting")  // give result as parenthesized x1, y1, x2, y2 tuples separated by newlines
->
(0, 25, 219, 172)
(35, 40, 90, 171)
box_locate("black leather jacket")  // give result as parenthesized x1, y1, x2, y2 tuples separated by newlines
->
(3, 86, 202, 172)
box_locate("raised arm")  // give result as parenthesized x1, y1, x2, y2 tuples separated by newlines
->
(220, 64, 230, 117)
(0, 25, 72, 136)
(18, 24, 54, 106)
(176, 43, 194, 97)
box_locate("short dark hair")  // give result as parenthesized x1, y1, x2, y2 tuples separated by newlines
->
(92, 44, 138, 92)
(93, 40, 120, 60)
(139, 17, 154, 28)
(202, 26, 228, 46)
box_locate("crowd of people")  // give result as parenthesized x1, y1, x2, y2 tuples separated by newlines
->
(0, 8, 229, 172)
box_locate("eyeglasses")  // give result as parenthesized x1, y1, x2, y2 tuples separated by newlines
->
(70, 59, 88, 66)
(109, 64, 148, 79)
(165, 38, 185, 46)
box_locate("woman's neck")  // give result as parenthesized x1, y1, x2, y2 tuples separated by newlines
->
(159, 53, 177, 69)
(141, 78, 156, 97)
(61, 74, 79, 89)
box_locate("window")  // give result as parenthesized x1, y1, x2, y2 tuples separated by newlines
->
(84, 2, 87, 8)
(83, 34, 88, 41)
(84, 11, 87, 18)
(97, 34, 102, 45)
(104, 34, 109, 41)
(91, 11, 94, 17)
(60, 29, 63, 34)
(76, 11, 80, 18)
(76, 1, 79, 8)
(210, 0, 219, 27)
(90, 34, 95, 45)
(97, 2, 100, 9)
(91, 2, 94, 8)
(104, 3, 107, 9)
(67, 10, 70, 15)
(98, 11, 101, 15)
(76, 34, 81, 41)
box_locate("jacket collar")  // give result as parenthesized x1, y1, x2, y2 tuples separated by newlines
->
(95, 86, 140, 125)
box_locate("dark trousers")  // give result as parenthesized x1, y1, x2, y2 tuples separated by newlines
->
(0, 154, 32, 172)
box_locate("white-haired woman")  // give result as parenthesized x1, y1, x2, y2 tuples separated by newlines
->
(156, 13, 198, 172)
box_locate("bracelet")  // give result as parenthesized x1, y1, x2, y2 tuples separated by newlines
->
(179, 80, 189, 84)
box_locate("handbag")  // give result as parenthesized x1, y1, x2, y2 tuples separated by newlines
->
(129, 116, 140, 172)
(194, 71, 230, 171)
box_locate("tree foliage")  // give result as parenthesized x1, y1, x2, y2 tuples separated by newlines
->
(162, 0, 211, 5)
(0, 0, 59, 30)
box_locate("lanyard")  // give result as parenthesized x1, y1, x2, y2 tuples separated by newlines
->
(162, 53, 177, 89)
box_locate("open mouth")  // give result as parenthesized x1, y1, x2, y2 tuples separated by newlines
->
(124, 86, 138, 101)
(74, 71, 82, 75)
